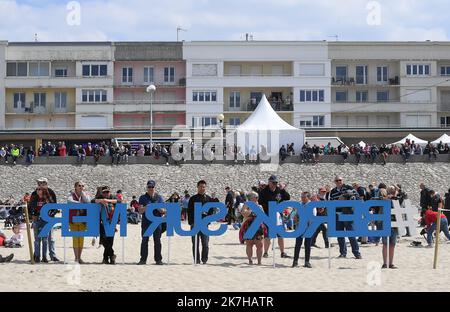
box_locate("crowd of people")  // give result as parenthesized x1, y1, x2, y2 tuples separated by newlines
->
(296, 139, 449, 165)
(1, 137, 449, 166)
(2, 175, 450, 268)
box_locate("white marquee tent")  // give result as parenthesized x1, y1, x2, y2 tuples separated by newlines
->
(432, 134, 450, 144)
(392, 133, 429, 146)
(233, 95, 305, 154)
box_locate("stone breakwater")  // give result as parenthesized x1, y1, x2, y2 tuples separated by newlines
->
(0, 163, 449, 204)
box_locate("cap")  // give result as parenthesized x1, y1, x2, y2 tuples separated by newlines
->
(101, 186, 111, 192)
(36, 177, 48, 183)
(147, 180, 156, 188)
(268, 175, 278, 183)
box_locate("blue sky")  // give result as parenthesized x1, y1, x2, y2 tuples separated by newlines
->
(0, 0, 448, 42)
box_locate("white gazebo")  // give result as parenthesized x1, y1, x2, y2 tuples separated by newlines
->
(392, 133, 429, 146)
(432, 134, 450, 144)
(234, 95, 305, 154)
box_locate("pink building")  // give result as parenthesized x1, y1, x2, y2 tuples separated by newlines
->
(113, 42, 186, 128)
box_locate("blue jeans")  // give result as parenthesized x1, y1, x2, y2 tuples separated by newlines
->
(336, 220, 360, 257)
(427, 217, 450, 245)
(140, 220, 163, 263)
(26, 154, 34, 164)
(33, 219, 48, 259)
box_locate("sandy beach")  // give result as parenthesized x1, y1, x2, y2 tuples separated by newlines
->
(1, 163, 450, 292)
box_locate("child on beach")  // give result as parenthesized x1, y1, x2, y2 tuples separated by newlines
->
(4, 225, 23, 248)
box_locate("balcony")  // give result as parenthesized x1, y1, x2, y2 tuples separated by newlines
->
(115, 78, 186, 88)
(5, 76, 114, 88)
(225, 98, 293, 112)
(6, 103, 75, 115)
(114, 100, 186, 112)
(331, 76, 400, 87)
(331, 101, 437, 113)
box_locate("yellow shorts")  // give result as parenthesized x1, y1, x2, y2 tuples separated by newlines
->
(69, 223, 86, 248)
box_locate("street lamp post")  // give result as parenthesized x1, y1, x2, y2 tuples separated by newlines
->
(146, 85, 156, 148)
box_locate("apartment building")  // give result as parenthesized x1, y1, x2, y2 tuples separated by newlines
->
(113, 42, 186, 129)
(4, 42, 114, 130)
(0, 41, 6, 130)
(329, 42, 450, 128)
(183, 41, 332, 128)
(1, 40, 450, 133)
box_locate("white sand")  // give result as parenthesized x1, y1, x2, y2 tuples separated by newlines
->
(1, 221, 450, 292)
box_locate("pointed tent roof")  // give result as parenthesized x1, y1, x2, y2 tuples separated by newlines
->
(358, 141, 367, 148)
(432, 134, 450, 144)
(393, 133, 428, 145)
(236, 95, 300, 131)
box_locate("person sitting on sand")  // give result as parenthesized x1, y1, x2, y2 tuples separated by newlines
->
(4, 224, 23, 248)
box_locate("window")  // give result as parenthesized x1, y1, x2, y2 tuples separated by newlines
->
(229, 118, 241, 126)
(29, 62, 50, 76)
(336, 66, 348, 80)
(54, 92, 67, 109)
(441, 116, 450, 127)
(441, 66, 450, 76)
(55, 68, 68, 77)
(356, 65, 368, 84)
(271, 65, 283, 76)
(335, 91, 348, 102)
(300, 116, 325, 128)
(164, 67, 175, 83)
(144, 67, 154, 83)
(377, 66, 388, 83)
(230, 91, 241, 108)
(313, 116, 325, 127)
(33, 93, 46, 109)
(13, 93, 26, 109)
(356, 91, 368, 103)
(82, 64, 107, 77)
(122, 67, 133, 83)
(299, 64, 325, 76)
(377, 91, 389, 102)
(82, 90, 107, 103)
(192, 117, 217, 127)
(228, 65, 241, 76)
(406, 64, 430, 76)
(300, 120, 312, 127)
(6, 62, 28, 77)
(192, 91, 217, 102)
(300, 90, 325, 102)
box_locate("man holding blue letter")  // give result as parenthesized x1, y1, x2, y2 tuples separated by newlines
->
(137, 180, 166, 265)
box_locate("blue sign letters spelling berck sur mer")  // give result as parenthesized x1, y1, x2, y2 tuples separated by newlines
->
(37, 200, 392, 239)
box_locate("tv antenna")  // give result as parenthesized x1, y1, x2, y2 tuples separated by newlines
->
(328, 35, 339, 41)
(177, 26, 187, 41)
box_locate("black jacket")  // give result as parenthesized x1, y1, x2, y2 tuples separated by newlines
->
(188, 193, 213, 226)
(258, 187, 290, 213)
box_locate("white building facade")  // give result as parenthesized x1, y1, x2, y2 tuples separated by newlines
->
(329, 42, 450, 128)
(183, 41, 332, 128)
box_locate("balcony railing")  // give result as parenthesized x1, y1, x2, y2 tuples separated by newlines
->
(223, 73, 293, 77)
(225, 99, 293, 112)
(114, 100, 186, 105)
(7, 104, 73, 114)
(332, 76, 400, 86)
(115, 78, 186, 88)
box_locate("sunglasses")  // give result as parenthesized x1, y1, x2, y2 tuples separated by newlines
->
(147, 186, 155, 189)
(335, 180, 342, 182)
(77, 185, 85, 188)
(38, 182, 47, 185)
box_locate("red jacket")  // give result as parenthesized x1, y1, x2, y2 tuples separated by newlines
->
(425, 209, 446, 227)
